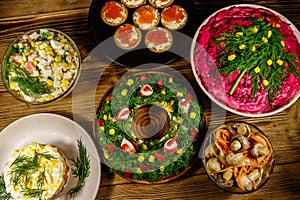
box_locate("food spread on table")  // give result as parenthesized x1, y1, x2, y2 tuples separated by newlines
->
(2, 29, 80, 104)
(193, 6, 300, 114)
(96, 72, 205, 183)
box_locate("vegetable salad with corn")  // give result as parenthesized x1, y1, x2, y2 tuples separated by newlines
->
(2, 29, 80, 103)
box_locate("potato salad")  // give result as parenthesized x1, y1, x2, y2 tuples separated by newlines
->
(2, 29, 80, 103)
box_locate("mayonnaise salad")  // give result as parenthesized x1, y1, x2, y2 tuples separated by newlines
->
(2, 28, 80, 104)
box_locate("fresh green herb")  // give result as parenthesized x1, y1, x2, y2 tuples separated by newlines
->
(21, 188, 45, 198)
(70, 139, 91, 197)
(216, 18, 299, 102)
(0, 174, 11, 200)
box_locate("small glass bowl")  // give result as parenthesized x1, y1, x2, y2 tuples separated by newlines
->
(201, 121, 275, 194)
(1, 28, 81, 104)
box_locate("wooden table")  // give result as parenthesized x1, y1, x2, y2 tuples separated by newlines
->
(0, 0, 299, 199)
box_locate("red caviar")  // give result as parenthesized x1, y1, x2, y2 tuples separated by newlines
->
(137, 7, 156, 24)
(162, 5, 185, 22)
(103, 2, 124, 19)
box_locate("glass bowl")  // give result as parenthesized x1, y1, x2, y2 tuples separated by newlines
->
(201, 121, 275, 194)
(1, 28, 81, 104)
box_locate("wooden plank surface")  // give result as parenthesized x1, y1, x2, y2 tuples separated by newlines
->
(0, 0, 299, 199)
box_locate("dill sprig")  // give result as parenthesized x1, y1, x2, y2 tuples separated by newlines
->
(70, 139, 91, 197)
(21, 188, 45, 198)
(216, 18, 299, 103)
(0, 174, 11, 200)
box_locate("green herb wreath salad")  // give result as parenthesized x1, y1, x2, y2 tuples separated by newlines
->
(96, 72, 205, 183)
(2, 28, 80, 104)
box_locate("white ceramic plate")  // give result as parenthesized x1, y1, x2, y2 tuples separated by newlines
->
(190, 4, 300, 117)
(0, 113, 101, 200)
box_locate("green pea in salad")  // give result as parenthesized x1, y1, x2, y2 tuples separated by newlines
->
(2, 29, 80, 104)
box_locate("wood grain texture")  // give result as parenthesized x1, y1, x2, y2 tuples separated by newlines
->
(0, 0, 299, 199)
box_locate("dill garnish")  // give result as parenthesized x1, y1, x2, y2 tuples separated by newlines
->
(70, 139, 91, 197)
(0, 174, 11, 200)
(216, 18, 299, 102)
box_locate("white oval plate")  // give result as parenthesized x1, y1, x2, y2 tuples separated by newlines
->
(0, 113, 101, 200)
(190, 4, 300, 117)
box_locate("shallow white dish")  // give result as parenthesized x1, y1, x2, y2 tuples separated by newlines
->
(0, 113, 101, 200)
(190, 4, 300, 117)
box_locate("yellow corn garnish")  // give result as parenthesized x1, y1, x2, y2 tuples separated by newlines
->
(136, 168, 142, 174)
(127, 79, 134, 86)
(235, 32, 243, 36)
(104, 152, 109, 159)
(9, 82, 17, 90)
(103, 114, 108, 121)
(280, 40, 285, 47)
(142, 143, 148, 150)
(161, 90, 166, 95)
(46, 79, 53, 86)
(177, 148, 183, 155)
(267, 30, 272, 38)
(121, 89, 128, 96)
(262, 37, 268, 43)
(239, 44, 247, 50)
(263, 80, 269, 86)
(100, 126, 105, 132)
(168, 77, 173, 83)
(61, 79, 69, 87)
(148, 155, 155, 163)
(254, 67, 260, 73)
(60, 38, 67, 43)
(20, 60, 25, 66)
(25, 51, 31, 56)
(177, 92, 183, 97)
(138, 156, 145, 162)
(228, 54, 236, 61)
(47, 35, 54, 40)
(46, 50, 54, 55)
(267, 59, 273, 66)
(38, 98, 45, 103)
(53, 62, 60, 68)
(276, 59, 283, 66)
(160, 165, 165, 172)
(29, 49, 34, 53)
(54, 56, 61, 62)
(30, 41, 35, 47)
(109, 128, 115, 135)
(190, 112, 196, 119)
(170, 100, 175, 105)
(32, 60, 38, 67)
(252, 26, 258, 33)
(168, 106, 174, 113)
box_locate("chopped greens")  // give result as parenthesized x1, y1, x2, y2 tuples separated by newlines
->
(0, 175, 11, 200)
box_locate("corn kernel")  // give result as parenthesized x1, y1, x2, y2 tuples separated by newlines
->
(235, 32, 243, 37)
(46, 50, 54, 55)
(267, 59, 273, 66)
(138, 156, 145, 162)
(263, 80, 269, 86)
(45, 94, 53, 101)
(109, 128, 115, 135)
(168, 106, 174, 113)
(38, 98, 45, 103)
(9, 82, 17, 90)
(160, 165, 165, 172)
(61, 79, 69, 87)
(20, 60, 25, 66)
(53, 62, 60, 68)
(168, 77, 173, 83)
(142, 144, 148, 149)
(100, 126, 105, 132)
(252, 26, 258, 33)
(46, 79, 53, 86)
(30, 41, 35, 47)
(148, 155, 155, 163)
(228, 54, 236, 61)
(31, 60, 37, 67)
(121, 89, 128, 96)
(161, 90, 166, 95)
(25, 51, 31, 56)
(276, 59, 283, 66)
(262, 37, 268, 43)
(239, 44, 247, 50)
(60, 38, 67, 43)
(190, 112, 196, 119)
(29, 49, 34, 53)
(104, 152, 109, 159)
(103, 114, 108, 121)
(252, 46, 256, 52)
(55, 56, 61, 62)
(177, 148, 183, 155)
(275, 23, 281, 28)
(47, 35, 54, 40)
(127, 79, 134, 86)
(280, 40, 285, 47)
(254, 67, 260, 73)
(177, 92, 183, 97)
(136, 168, 142, 173)
(267, 30, 272, 38)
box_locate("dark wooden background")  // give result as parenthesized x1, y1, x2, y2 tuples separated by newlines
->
(0, 0, 299, 199)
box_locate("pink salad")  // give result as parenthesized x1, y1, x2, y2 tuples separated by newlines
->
(193, 6, 300, 114)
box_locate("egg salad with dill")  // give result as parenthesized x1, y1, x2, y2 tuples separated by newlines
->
(1, 142, 69, 200)
(2, 29, 80, 104)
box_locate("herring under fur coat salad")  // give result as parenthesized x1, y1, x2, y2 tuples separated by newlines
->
(193, 6, 300, 114)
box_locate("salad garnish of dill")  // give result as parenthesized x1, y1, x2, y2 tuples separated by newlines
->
(0, 174, 11, 200)
(216, 18, 299, 102)
(70, 139, 91, 197)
